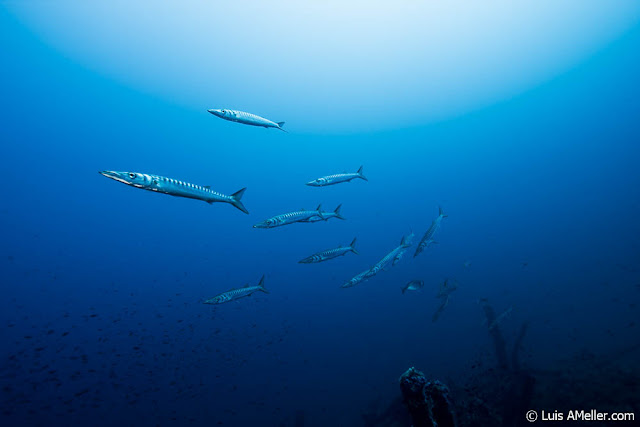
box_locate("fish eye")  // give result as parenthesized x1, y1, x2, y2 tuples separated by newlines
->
(221, 109, 225, 113)
(129, 173, 136, 179)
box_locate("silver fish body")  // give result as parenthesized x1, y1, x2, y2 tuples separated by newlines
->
(203, 276, 269, 305)
(401, 279, 424, 294)
(208, 109, 285, 131)
(303, 204, 345, 223)
(306, 166, 368, 186)
(368, 235, 412, 276)
(299, 238, 358, 263)
(341, 269, 372, 288)
(393, 232, 415, 266)
(254, 205, 325, 228)
(414, 207, 447, 258)
(99, 171, 248, 214)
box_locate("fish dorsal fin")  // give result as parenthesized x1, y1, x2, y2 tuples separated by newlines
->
(243, 283, 250, 288)
(204, 185, 211, 189)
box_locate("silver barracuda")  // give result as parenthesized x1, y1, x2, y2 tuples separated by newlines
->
(99, 171, 248, 214)
(367, 235, 412, 276)
(306, 166, 368, 186)
(402, 279, 424, 294)
(341, 269, 373, 289)
(203, 276, 269, 305)
(299, 238, 358, 264)
(253, 205, 325, 229)
(414, 206, 447, 258)
(207, 108, 286, 131)
(392, 231, 414, 266)
(303, 204, 345, 223)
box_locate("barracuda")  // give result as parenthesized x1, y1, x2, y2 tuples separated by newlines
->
(368, 235, 412, 276)
(402, 279, 424, 294)
(302, 204, 345, 223)
(299, 238, 358, 263)
(99, 171, 248, 214)
(414, 207, 447, 258)
(253, 205, 325, 229)
(393, 231, 414, 266)
(203, 276, 269, 305)
(306, 166, 368, 186)
(341, 269, 373, 288)
(207, 108, 286, 131)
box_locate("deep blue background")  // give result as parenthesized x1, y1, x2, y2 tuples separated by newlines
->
(1, 8, 639, 427)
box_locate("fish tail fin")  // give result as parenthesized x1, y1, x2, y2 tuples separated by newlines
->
(229, 188, 249, 214)
(400, 235, 411, 247)
(350, 237, 358, 254)
(439, 206, 447, 218)
(401, 286, 407, 294)
(357, 165, 368, 181)
(258, 275, 269, 293)
(276, 122, 287, 132)
(334, 204, 345, 220)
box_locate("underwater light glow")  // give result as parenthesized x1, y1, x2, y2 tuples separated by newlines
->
(7, 0, 640, 133)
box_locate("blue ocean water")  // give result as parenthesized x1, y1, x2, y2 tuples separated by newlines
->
(1, 4, 639, 426)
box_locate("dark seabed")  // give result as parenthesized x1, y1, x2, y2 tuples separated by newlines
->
(1, 3, 639, 426)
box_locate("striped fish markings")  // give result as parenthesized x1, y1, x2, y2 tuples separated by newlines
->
(414, 207, 447, 258)
(207, 109, 286, 132)
(299, 238, 358, 264)
(392, 231, 414, 266)
(99, 171, 248, 214)
(303, 204, 345, 223)
(341, 269, 373, 289)
(306, 166, 368, 187)
(253, 205, 326, 229)
(203, 276, 269, 305)
(367, 235, 412, 276)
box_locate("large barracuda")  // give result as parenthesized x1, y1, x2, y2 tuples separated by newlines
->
(207, 108, 286, 131)
(303, 204, 345, 223)
(253, 205, 325, 228)
(368, 235, 412, 276)
(203, 276, 268, 305)
(392, 231, 414, 266)
(299, 238, 358, 264)
(414, 207, 447, 258)
(341, 269, 373, 288)
(99, 171, 248, 214)
(306, 166, 368, 186)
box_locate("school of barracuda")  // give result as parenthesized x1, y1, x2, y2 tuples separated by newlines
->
(99, 109, 449, 307)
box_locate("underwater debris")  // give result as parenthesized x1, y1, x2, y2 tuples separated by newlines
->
(399, 367, 457, 427)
